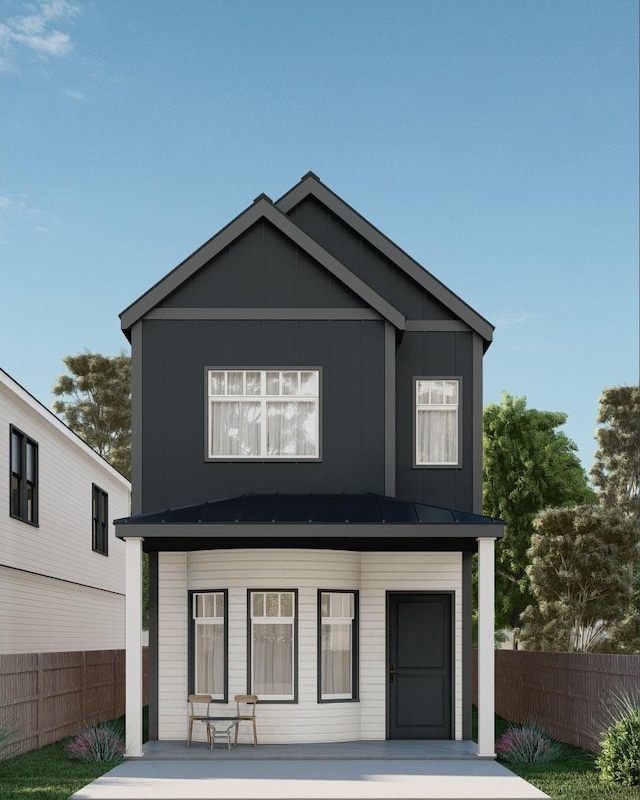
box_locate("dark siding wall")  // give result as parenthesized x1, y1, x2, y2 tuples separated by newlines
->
(163, 220, 364, 309)
(395, 330, 475, 511)
(139, 319, 386, 513)
(288, 196, 456, 321)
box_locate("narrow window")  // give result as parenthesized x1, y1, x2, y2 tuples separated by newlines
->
(92, 484, 109, 555)
(9, 426, 38, 524)
(415, 379, 460, 466)
(191, 591, 227, 699)
(208, 370, 319, 459)
(318, 591, 358, 701)
(248, 590, 297, 701)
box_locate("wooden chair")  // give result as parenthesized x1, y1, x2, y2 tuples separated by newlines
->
(187, 694, 213, 746)
(233, 694, 258, 745)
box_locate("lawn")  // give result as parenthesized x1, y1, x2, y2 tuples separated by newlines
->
(487, 711, 638, 800)
(0, 709, 636, 800)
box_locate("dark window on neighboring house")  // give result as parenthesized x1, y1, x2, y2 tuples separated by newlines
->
(318, 590, 359, 702)
(10, 426, 38, 525)
(92, 484, 109, 555)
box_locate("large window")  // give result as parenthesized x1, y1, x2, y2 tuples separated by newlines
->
(92, 484, 109, 555)
(207, 369, 319, 459)
(10, 426, 38, 524)
(248, 590, 297, 701)
(190, 591, 227, 699)
(318, 591, 358, 701)
(415, 379, 460, 466)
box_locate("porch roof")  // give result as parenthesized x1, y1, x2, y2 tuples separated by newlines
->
(114, 493, 504, 550)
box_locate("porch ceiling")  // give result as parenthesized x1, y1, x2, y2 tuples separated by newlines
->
(115, 493, 504, 552)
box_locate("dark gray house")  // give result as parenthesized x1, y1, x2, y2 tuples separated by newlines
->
(115, 173, 503, 757)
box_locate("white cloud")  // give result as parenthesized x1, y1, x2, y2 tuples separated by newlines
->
(0, 1, 80, 68)
(65, 88, 85, 100)
(493, 313, 532, 330)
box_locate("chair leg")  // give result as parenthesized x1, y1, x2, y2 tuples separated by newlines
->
(187, 719, 192, 746)
(234, 723, 239, 746)
(253, 718, 257, 746)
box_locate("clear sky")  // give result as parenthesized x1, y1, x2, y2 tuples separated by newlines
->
(1, 0, 638, 475)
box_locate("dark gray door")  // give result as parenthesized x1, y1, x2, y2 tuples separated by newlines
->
(387, 592, 452, 739)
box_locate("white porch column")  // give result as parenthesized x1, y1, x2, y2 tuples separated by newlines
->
(125, 536, 144, 758)
(477, 536, 496, 758)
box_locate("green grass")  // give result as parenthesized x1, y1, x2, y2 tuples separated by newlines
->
(0, 709, 148, 800)
(486, 711, 639, 800)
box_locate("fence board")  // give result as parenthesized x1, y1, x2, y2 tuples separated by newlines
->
(472, 650, 640, 751)
(0, 648, 148, 756)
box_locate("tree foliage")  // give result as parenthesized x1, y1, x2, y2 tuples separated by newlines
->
(483, 393, 595, 637)
(520, 505, 639, 652)
(590, 385, 640, 519)
(53, 351, 132, 479)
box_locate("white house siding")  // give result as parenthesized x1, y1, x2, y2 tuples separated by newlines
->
(0, 566, 124, 654)
(0, 371, 130, 652)
(157, 548, 462, 743)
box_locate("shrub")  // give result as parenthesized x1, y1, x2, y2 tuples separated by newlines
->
(66, 722, 125, 763)
(495, 723, 563, 764)
(597, 689, 640, 787)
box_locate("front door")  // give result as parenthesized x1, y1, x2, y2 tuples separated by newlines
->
(387, 592, 452, 739)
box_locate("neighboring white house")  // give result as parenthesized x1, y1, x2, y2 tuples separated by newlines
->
(0, 367, 130, 654)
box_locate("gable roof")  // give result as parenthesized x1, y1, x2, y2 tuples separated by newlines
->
(276, 173, 494, 346)
(120, 195, 406, 338)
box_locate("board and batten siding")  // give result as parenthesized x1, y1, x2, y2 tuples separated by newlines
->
(157, 549, 462, 743)
(0, 371, 130, 653)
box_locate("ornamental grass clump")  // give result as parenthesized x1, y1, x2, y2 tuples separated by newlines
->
(596, 688, 640, 787)
(66, 722, 125, 763)
(495, 723, 562, 764)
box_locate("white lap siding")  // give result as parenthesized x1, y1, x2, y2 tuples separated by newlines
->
(157, 548, 462, 743)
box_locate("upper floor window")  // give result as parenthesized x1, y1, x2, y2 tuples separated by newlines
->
(190, 590, 227, 700)
(207, 369, 319, 459)
(415, 379, 460, 466)
(92, 484, 109, 555)
(10, 426, 38, 525)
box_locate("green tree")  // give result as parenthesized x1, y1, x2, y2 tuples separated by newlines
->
(483, 393, 595, 642)
(520, 505, 639, 652)
(52, 351, 132, 479)
(590, 385, 640, 519)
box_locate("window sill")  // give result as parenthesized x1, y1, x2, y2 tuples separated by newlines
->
(9, 514, 39, 528)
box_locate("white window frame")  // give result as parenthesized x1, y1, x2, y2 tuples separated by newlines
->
(206, 368, 320, 460)
(319, 591, 358, 702)
(192, 591, 226, 699)
(414, 378, 461, 467)
(248, 590, 297, 702)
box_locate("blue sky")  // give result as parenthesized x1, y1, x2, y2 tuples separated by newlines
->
(1, 0, 638, 475)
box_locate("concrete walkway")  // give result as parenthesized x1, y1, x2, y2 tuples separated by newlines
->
(70, 741, 550, 800)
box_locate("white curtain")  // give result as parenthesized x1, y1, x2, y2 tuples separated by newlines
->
(252, 623, 293, 696)
(417, 409, 457, 463)
(195, 623, 224, 696)
(321, 623, 352, 696)
(266, 401, 317, 456)
(210, 401, 261, 456)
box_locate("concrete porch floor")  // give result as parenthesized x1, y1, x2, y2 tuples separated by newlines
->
(70, 741, 550, 800)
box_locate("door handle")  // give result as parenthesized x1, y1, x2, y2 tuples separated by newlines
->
(389, 664, 400, 683)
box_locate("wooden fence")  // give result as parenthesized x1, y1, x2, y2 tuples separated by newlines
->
(473, 649, 640, 751)
(0, 648, 149, 756)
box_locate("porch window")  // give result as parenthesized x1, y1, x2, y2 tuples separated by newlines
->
(248, 590, 297, 701)
(415, 378, 460, 466)
(318, 591, 358, 701)
(191, 591, 227, 699)
(10, 425, 38, 525)
(207, 369, 319, 459)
